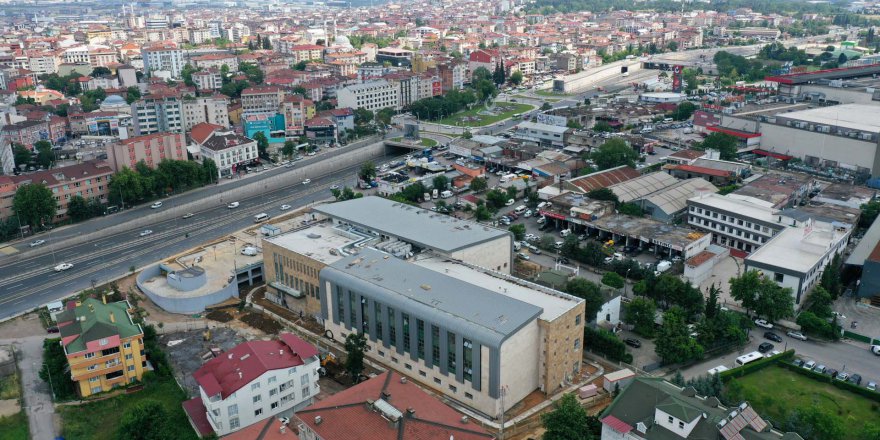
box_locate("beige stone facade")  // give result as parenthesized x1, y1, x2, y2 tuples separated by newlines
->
(261, 239, 324, 319)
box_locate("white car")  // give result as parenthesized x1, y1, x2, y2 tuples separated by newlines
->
(307, 152, 316, 156)
(54, 262, 73, 272)
(302, 179, 311, 185)
(787, 331, 808, 341)
(29, 239, 46, 247)
(505, 199, 515, 206)
(525, 233, 538, 241)
(280, 204, 291, 211)
(330, 184, 340, 190)
(150, 202, 163, 209)
(139, 230, 153, 237)
(754, 319, 773, 329)
(182, 213, 194, 219)
(227, 202, 240, 209)
(831, 311, 846, 320)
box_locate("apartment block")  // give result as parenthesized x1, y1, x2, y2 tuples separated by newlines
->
(0, 160, 114, 222)
(686, 193, 786, 254)
(106, 132, 186, 171)
(241, 85, 285, 115)
(182, 95, 230, 130)
(142, 43, 184, 78)
(192, 69, 223, 91)
(195, 128, 259, 178)
(278, 44, 325, 63)
(56, 298, 145, 398)
(336, 80, 400, 112)
(131, 92, 184, 135)
(183, 333, 320, 437)
(280, 95, 315, 136)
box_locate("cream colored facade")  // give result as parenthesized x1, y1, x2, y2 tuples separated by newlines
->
(262, 239, 324, 319)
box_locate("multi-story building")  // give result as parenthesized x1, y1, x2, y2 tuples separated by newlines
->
(468, 49, 501, 78)
(26, 51, 59, 75)
(0, 160, 114, 222)
(131, 92, 184, 135)
(279, 44, 324, 63)
(280, 95, 315, 136)
(0, 143, 15, 175)
(188, 28, 214, 45)
(437, 60, 467, 92)
(191, 69, 223, 91)
(241, 85, 285, 115)
(142, 43, 184, 78)
(686, 193, 786, 254)
(0, 119, 49, 149)
(106, 132, 186, 171)
(182, 95, 230, 130)
(182, 333, 320, 437)
(376, 47, 413, 67)
(194, 127, 259, 178)
(336, 80, 400, 112)
(191, 53, 239, 71)
(55, 298, 145, 398)
(295, 371, 494, 440)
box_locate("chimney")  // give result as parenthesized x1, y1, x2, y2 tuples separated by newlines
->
(314, 416, 323, 425)
(406, 408, 415, 418)
(400, 377, 407, 384)
(109, 312, 115, 323)
(238, 371, 243, 379)
(381, 391, 391, 401)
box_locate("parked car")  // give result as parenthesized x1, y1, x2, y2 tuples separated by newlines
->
(517, 252, 530, 260)
(46, 326, 59, 333)
(150, 201, 163, 209)
(813, 364, 826, 374)
(557, 257, 571, 264)
(792, 359, 804, 368)
(848, 374, 863, 386)
(803, 360, 816, 370)
(836, 372, 849, 382)
(872, 345, 880, 355)
(624, 338, 642, 348)
(754, 319, 773, 329)
(764, 332, 782, 342)
(29, 239, 45, 247)
(758, 342, 774, 353)
(54, 262, 73, 272)
(787, 331, 808, 341)
(525, 233, 538, 241)
(867, 381, 877, 391)
(826, 369, 838, 378)
(505, 199, 515, 206)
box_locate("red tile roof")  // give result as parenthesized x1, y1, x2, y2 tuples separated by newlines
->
(670, 164, 732, 178)
(685, 250, 717, 268)
(567, 165, 640, 193)
(601, 415, 633, 434)
(296, 371, 493, 440)
(193, 333, 318, 399)
(182, 398, 215, 437)
(189, 122, 225, 145)
(223, 417, 301, 440)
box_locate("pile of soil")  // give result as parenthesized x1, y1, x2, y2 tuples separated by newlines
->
(240, 312, 282, 334)
(206, 310, 233, 323)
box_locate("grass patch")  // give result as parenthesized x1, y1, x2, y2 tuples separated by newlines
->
(59, 377, 198, 440)
(534, 89, 571, 97)
(0, 411, 29, 440)
(0, 372, 21, 400)
(390, 137, 437, 147)
(730, 365, 878, 433)
(437, 102, 535, 127)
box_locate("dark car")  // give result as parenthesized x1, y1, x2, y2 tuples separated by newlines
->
(849, 374, 863, 386)
(46, 326, 59, 333)
(557, 257, 571, 264)
(758, 342, 774, 353)
(764, 332, 783, 342)
(792, 359, 804, 368)
(624, 338, 642, 348)
(826, 369, 839, 378)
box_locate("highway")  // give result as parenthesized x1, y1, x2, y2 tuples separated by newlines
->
(0, 136, 398, 320)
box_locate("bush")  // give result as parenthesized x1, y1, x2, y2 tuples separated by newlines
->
(584, 327, 633, 363)
(778, 362, 880, 403)
(719, 349, 795, 381)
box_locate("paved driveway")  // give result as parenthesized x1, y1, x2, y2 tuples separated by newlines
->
(2, 335, 57, 440)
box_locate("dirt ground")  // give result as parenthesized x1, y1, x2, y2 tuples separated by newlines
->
(0, 313, 46, 339)
(161, 327, 247, 396)
(0, 399, 19, 418)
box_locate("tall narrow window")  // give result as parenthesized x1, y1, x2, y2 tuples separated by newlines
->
(447, 331, 456, 374)
(463, 338, 473, 382)
(388, 307, 396, 343)
(402, 313, 411, 351)
(349, 291, 356, 326)
(416, 319, 425, 360)
(374, 301, 383, 340)
(431, 325, 440, 363)
(336, 289, 344, 323)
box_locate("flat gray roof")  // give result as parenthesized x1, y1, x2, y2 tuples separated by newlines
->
(325, 249, 542, 345)
(847, 214, 880, 266)
(313, 197, 509, 253)
(776, 104, 880, 133)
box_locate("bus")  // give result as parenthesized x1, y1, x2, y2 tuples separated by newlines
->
(735, 351, 764, 367)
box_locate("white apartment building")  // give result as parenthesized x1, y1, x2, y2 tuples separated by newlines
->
(27, 52, 58, 75)
(182, 95, 229, 130)
(686, 193, 786, 254)
(192, 70, 223, 91)
(241, 85, 285, 115)
(197, 130, 259, 178)
(131, 94, 184, 136)
(184, 334, 320, 437)
(336, 80, 400, 112)
(188, 28, 213, 45)
(63, 45, 117, 68)
(142, 44, 184, 78)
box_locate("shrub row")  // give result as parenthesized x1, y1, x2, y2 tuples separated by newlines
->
(584, 326, 633, 364)
(777, 361, 880, 403)
(719, 349, 795, 381)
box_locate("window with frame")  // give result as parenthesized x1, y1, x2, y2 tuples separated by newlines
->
(228, 404, 238, 417)
(270, 388, 278, 396)
(416, 319, 425, 360)
(402, 313, 411, 351)
(302, 386, 311, 397)
(447, 331, 456, 374)
(254, 408, 263, 417)
(463, 338, 473, 382)
(251, 382, 260, 391)
(431, 325, 440, 363)
(374, 301, 383, 340)
(388, 307, 396, 342)
(230, 417, 240, 429)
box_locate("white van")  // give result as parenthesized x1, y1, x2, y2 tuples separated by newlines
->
(537, 201, 549, 209)
(500, 174, 517, 183)
(254, 213, 270, 223)
(513, 241, 522, 251)
(440, 190, 453, 198)
(432, 189, 439, 199)
(514, 205, 527, 214)
(560, 229, 571, 237)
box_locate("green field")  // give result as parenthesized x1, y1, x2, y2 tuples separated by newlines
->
(534, 89, 571, 97)
(59, 378, 198, 440)
(730, 365, 878, 436)
(390, 137, 437, 147)
(437, 102, 535, 127)
(0, 412, 29, 440)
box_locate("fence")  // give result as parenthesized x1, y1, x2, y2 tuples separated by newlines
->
(843, 330, 879, 345)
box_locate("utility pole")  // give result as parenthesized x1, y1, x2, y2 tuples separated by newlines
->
(499, 384, 508, 439)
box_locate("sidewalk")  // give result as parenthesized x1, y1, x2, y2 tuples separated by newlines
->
(2, 335, 59, 440)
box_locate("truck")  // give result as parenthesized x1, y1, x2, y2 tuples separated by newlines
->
(440, 190, 453, 198)
(655, 260, 672, 273)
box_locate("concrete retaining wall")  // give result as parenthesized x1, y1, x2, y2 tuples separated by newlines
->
(136, 264, 238, 315)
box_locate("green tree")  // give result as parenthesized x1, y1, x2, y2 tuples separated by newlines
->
(13, 183, 56, 229)
(705, 284, 720, 320)
(508, 224, 526, 240)
(107, 167, 144, 207)
(696, 132, 738, 160)
(601, 271, 625, 289)
(626, 297, 656, 337)
(819, 254, 842, 297)
(353, 107, 374, 125)
(729, 270, 762, 315)
(564, 277, 604, 321)
(593, 120, 613, 132)
(201, 159, 218, 183)
(462, 130, 473, 139)
(252, 132, 269, 157)
(34, 140, 53, 168)
(38, 338, 77, 400)
(506, 186, 518, 201)
(860, 200, 880, 227)
(618, 202, 643, 217)
(180, 63, 197, 87)
(125, 86, 141, 104)
(282, 140, 296, 159)
(541, 393, 594, 440)
(66, 196, 93, 222)
(469, 176, 488, 192)
(12, 143, 32, 169)
(729, 270, 794, 322)
(432, 175, 449, 191)
(344, 332, 368, 383)
(116, 399, 170, 440)
(541, 102, 553, 111)
(474, 204, 491, 221)
(672, 101, 697, 121)
(510, 70, 523, 85)
(591, 138, 638, 170)
(359, 161, 377, 181)
(655, 307, 704, 364)
(783, 406, 845, 440)
(587, 187, 618, 203)
(485, 188, 509, 210)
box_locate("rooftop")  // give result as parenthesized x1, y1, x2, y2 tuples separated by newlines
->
(263, 221, 365, 265)
(641, 178, 718, 215)
(56, 298, 142, 355)
(591, 214, 707, 252)
(608, 171, 679, 203)
(773, 104, 880, 133)
(325, 248, 543, 346)
(688, 193, 779, 223)
(732, 173, 813, 209)
(296, 371, 493, 440)
(566, 165, 641, 193)
(746, 220, 848, 273)
(313, 197, 509, 254)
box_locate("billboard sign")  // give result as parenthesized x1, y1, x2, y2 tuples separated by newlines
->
(671, 65, 683, 93)
(536, 114, 568, 127)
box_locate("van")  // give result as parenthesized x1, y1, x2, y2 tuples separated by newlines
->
(537, 201, 549, 209)
(513, 241, 522, 251)
(440, 190, 453, 198)
(656, 260, 672, 273)
(424, 192, 431, 201)
(514, 205, 527, 214)
(432, 189, 439, 199)
(560, 229, 571, 238)
(254, 213, 270, 223)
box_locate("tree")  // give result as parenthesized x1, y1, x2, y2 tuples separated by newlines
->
(461, 130, 473, 139)
(729, 270, 794, 322)
(705, 284, 720, 320)
(601, 271, 625, 289)
(729, 270, 762, 315)
(508, 224, 526, 240)
(655, 307, 704, 364)
(66, 196, 93, 222)
(359, 161, 377, 181)
(180, 63, 197, 87)
(564, 278, 604, 321)
(432, 175, 449, 191)
(485, 189, 509, 210)
(469, 176, 488, 192)
(591, 138, 638, 170)
(13, 183, 56, 229)
(108, 167, 145, 207)
(125, 86, 141, 104)
(593, 120, 613, 132)
(838, 53, 848, 65)
(860, 200, 880, 228)
(783, 406, 845, 440)
(618, 203, 643, 217)
(695, 132, 738, 160)
(12, 144, 31, 169)
(282, 140, 296, 159)
(541, 393, 594, 440)
(666, 41, 679, 52)
(671, 101, 697, 121)
(819, 254, 842, 298)
(510, 70, 523, 85)
(506, 186, 518, 201)
(252, 132, 269, 157)
(91, 66, 111, 77)
(116, 399, 170, 440)
(34, 140, 53, 169)
(626, 297, 656, 337)
(353, 108, 374, 125)
(201, 159, 218, 184)
(344, 332, 368, 383)
(587, 187, 618, 203)
(541, 102, 553, 111)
